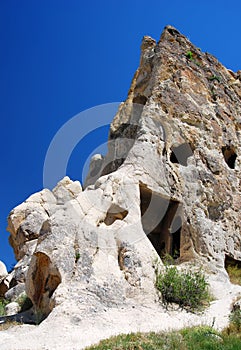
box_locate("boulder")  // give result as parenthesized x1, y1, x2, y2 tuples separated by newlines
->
(5, 302, 21, 316)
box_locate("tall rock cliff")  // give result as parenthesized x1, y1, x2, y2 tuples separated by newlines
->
(1, 26, 241, 349)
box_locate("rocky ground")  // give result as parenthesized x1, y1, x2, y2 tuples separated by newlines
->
(1, 277, 240, 350)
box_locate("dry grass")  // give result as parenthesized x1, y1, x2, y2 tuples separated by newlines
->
(0, 320, 21, 331)
(226, 265, 241, 285)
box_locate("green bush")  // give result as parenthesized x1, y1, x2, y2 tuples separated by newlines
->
(156, 266, 210, 311)
(186, 51, 194, 60)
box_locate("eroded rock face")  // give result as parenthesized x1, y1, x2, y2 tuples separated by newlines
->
(24, 172, 157, 319)
(86, 25, 241, 268)
(3, 26, 241, 326)
(3, 177, 82, 306)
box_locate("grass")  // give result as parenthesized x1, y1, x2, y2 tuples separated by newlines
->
(226, 307, 241, 333)
(186, 50, 202, 67)
(208, 75, 221, 82)
(156, 266, 211, 311)
(0, 293, 32, 317)
(85, 326, 241, 350)
(75, 251, 81, 263)
(226, 265, 241, 285)
(0, 298, 9, 316)
(186, 51, 194, 60)
(0, 320, 22, 331)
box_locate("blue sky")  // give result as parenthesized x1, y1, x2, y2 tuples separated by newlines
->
(1, 0, 241, 270)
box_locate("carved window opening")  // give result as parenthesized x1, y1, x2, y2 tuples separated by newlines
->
(222, 146, 237, 169)
(170, 143, 193, 166)
(103, 204, 128, 226)
(133, 95, 147, 105)
(139, 183, 182, 260)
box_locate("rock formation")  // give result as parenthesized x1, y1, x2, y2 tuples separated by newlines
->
(1, 25, 241, 349)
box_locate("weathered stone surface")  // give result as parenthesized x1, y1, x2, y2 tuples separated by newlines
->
(7, 188, 56, 261)
(84, 154, 104, 187)
(4, 177, 81, 304)
(1, 25, 241, 349)
(52, 176, 82, 204)
(5, 283, 25, 302)
(88, 25, 241, 270)
(24, 171, 158, 320)
(5, 301, 21, 316)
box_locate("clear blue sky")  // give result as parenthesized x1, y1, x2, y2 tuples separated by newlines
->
(1, 0, 241, 270)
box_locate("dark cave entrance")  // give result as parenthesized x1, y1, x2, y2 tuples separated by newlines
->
(103, 204, 128, 226)
(222, 146, 237, 169)
(139, 184, 182, 259)
(170, 216, 182, 259)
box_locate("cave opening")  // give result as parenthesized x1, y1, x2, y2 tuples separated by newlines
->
(170, 216, 182, 259)
(133, 95, 147, 105)
(103, 204, 128, 226)
(139, 184, 182, 260)
(170, 143, 193, 166)
(222, 146, 237, 169)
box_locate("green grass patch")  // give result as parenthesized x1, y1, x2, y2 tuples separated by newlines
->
(85, 326, 241, 350)
(186, 51, 194, 60)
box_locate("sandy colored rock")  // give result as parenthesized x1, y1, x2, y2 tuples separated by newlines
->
(1, 25, 241, 349)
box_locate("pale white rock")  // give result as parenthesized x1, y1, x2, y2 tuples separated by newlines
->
(0, 260, 7, 279)
(52, 176, 82, 204)
(5, 301, 21, 316)
(5, 283, 25, 302)
(84, 154, 104, 187)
